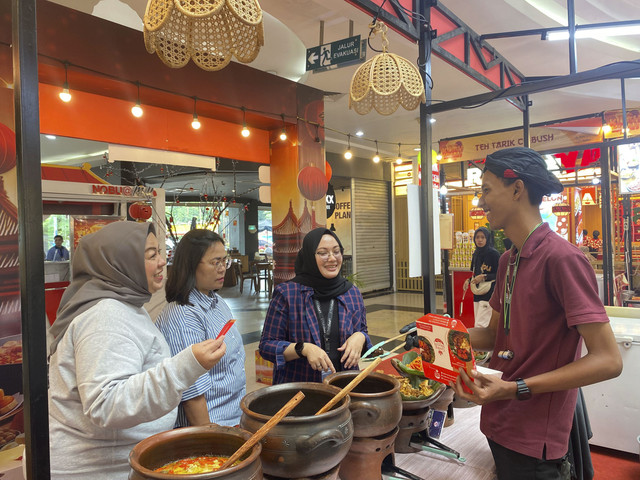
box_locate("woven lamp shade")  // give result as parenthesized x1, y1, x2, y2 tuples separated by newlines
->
(349, 22, 425, 115)
(143, 0, 264, 71)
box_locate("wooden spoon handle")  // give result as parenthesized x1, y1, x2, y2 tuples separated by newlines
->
(384, 329, 416, 345)
(220, 390, 305, 470)
(315, 357, 382, 415)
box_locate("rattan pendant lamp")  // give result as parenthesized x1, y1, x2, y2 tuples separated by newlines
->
(349, 21, 426, 115)
(143, 0, 264, 71)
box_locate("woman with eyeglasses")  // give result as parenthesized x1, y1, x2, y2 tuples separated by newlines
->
(259, 227, 372, 384)
(156, 229, 246, 427)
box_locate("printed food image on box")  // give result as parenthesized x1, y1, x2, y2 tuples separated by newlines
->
(416, 314, 476, 389)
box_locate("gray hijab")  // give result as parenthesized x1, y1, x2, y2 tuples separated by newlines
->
(49, 221, 155, 355)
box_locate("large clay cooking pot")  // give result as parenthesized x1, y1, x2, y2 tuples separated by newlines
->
(129, 425, 262, 480)
(240, 382, 353, 478)
(324, 371, 402, 437)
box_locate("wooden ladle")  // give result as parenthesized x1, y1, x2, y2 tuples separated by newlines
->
(219, 390, 305, 471)
(314, 357, 382, 415)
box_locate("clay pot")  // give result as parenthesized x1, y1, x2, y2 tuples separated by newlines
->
(240, 382, 353, 478)
(324, 371, 402, 438)
(129, 425, 262, 480)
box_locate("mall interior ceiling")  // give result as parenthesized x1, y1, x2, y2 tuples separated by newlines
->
(40, 0, 640, 199)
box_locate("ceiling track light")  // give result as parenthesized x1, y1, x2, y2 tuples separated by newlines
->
(191, 96, 201, 130)
(241, 107, 250, 137)
(59, 61, 72, 103)
(131, 81, 143, 118)
(546, 24, 640, 41)
(279, 113, 287, 141)
(343, 134, 353, 160)
(396, 143, 403, 164)
(373, 140, 380, 163)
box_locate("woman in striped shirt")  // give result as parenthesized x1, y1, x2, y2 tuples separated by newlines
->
(156, 229, 246, 427)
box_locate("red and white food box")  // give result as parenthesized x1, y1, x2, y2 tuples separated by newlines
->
(415, 313, 476, 390)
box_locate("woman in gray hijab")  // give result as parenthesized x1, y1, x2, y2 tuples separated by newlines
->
(48, 221, 227, 480)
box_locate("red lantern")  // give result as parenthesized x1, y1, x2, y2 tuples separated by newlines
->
(469, 207, 485, 220)
(325, 161, 332, 183)
(0, 122, 17, 175)
(129, 202, 153, 222)
(297, 166, 328, 201)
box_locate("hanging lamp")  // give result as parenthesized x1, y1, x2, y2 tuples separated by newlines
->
(143, 0, 264, 72)
(349, 21, 426, 115)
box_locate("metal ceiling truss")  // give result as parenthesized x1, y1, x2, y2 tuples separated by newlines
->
(424, 60, 640, 114)
(431, 2, 527, 110)
(346, 0, 420, 40)
(346, 0, 527, 109)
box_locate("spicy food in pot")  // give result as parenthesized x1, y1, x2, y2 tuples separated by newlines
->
(154, 455, 240, 474)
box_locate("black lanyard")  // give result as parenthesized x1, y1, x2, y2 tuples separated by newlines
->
(314, 298, 335, 351)
(502, 222, 542, 335)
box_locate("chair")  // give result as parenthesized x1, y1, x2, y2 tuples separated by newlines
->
(253, 261, 273, 298)
(237, 262, 258, 294)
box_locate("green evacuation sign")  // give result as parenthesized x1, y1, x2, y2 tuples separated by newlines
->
(306, 35, 362, 71)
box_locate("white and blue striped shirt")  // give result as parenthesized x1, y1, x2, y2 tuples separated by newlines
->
(156, 289, 246, 427)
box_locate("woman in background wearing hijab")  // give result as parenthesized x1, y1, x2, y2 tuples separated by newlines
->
(467, 227, 500, 328)
(259, 228, 372, 384)
(48, 221, 226, 480)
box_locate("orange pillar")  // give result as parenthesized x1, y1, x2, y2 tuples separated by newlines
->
(270, 88, 327, 284)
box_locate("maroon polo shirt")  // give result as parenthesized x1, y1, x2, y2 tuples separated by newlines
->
(485, 222, 609, 460)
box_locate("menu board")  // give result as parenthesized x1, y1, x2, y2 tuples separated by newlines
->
(618, 142, 640, 194)
(415, 313, 476, 389)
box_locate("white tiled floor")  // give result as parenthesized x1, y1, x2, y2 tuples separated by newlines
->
(218, 287, 496, 479)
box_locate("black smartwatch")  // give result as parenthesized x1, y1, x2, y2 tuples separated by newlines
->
(294, 342, 305, 358)
(515, 378, 532, 400)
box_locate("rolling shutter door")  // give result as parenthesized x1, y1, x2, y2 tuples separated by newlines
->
(352, 178, 391, 293)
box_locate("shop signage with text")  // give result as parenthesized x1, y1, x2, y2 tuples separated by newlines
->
(91, 184, 157, 197)
(439, 125, 602, 163)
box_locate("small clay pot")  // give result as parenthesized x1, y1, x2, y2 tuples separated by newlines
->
(128, 424, 262, 480)
(324, 371, 402, 437)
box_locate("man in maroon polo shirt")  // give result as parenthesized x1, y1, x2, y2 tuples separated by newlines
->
(452, 147, 622, 480)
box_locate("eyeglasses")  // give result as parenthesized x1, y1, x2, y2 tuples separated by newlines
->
(203, 255, 232, 270)
(315, 250, 342, 261)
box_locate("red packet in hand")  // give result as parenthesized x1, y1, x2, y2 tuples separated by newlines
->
(415, 314, 476, 393)
(216, 319, 236, 339)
